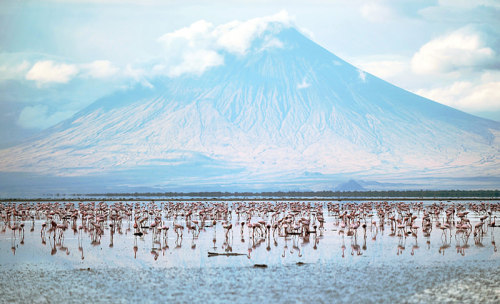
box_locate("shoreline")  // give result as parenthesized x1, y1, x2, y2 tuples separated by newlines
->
(1, 197, 499, 202)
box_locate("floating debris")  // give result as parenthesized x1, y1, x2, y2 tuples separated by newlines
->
(208, 252, 245, 257)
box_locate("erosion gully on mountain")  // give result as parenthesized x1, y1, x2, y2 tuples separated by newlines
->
(1, 27, 499, 194)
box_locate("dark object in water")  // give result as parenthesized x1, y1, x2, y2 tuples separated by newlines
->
(296, 262, 305, 266)
(208, 252, 245, 257)
(254, 264, 268, 268)
(133, 232, 143, 236)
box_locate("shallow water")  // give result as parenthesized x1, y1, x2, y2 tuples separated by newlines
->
(1, 200, 499, 303)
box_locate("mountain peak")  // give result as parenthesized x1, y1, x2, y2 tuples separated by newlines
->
(0, 14, 499, 195)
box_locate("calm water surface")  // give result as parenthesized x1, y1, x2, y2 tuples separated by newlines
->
(1, 200, 499, 303)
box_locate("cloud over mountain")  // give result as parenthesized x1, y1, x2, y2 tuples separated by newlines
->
(0, 20, 498, 195)
(154, 11, 293, 77)
(411, 26, 499, 75)
(26, 61, 79, 85)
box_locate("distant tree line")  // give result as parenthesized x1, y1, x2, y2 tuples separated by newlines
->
(81, 189, 500, 198)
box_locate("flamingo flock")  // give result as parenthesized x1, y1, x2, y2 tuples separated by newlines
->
(1, 200, 499, 260)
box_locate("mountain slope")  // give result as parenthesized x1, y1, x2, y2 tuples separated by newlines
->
(0, 27, 499, 193)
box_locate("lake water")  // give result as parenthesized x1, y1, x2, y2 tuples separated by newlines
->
(1, 200, 499, 303)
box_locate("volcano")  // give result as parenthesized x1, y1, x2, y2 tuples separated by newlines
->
(1, 23, 499, 195)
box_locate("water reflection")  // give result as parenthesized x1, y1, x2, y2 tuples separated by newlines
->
(0, 200, 499, 265)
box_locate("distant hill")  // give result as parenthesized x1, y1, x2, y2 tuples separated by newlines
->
(336, 180, 365, 191)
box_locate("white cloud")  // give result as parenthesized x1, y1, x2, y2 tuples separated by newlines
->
(124, 64, 153, 88)
(214, 10, 292, 55)
(17, 105, 75, 129)
(169, 50, 223, 77)
(25, 59, 123, 85)
(464, 81, 500, 110)
(82, 60, 118, 78)
(25, 60, 79, 85)
(14, 11, 296, 84)
(157, 20, 224, 77)
(156, 10, 294, 77)
(416, 72, 500, 114)
(411, 27, 498, 75)
(159, 20, 214, 50)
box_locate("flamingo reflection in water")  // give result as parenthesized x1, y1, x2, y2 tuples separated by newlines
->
(0, 200, 499, 262)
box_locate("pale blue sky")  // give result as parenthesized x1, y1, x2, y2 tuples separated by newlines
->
(1, 0, 499, 147)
